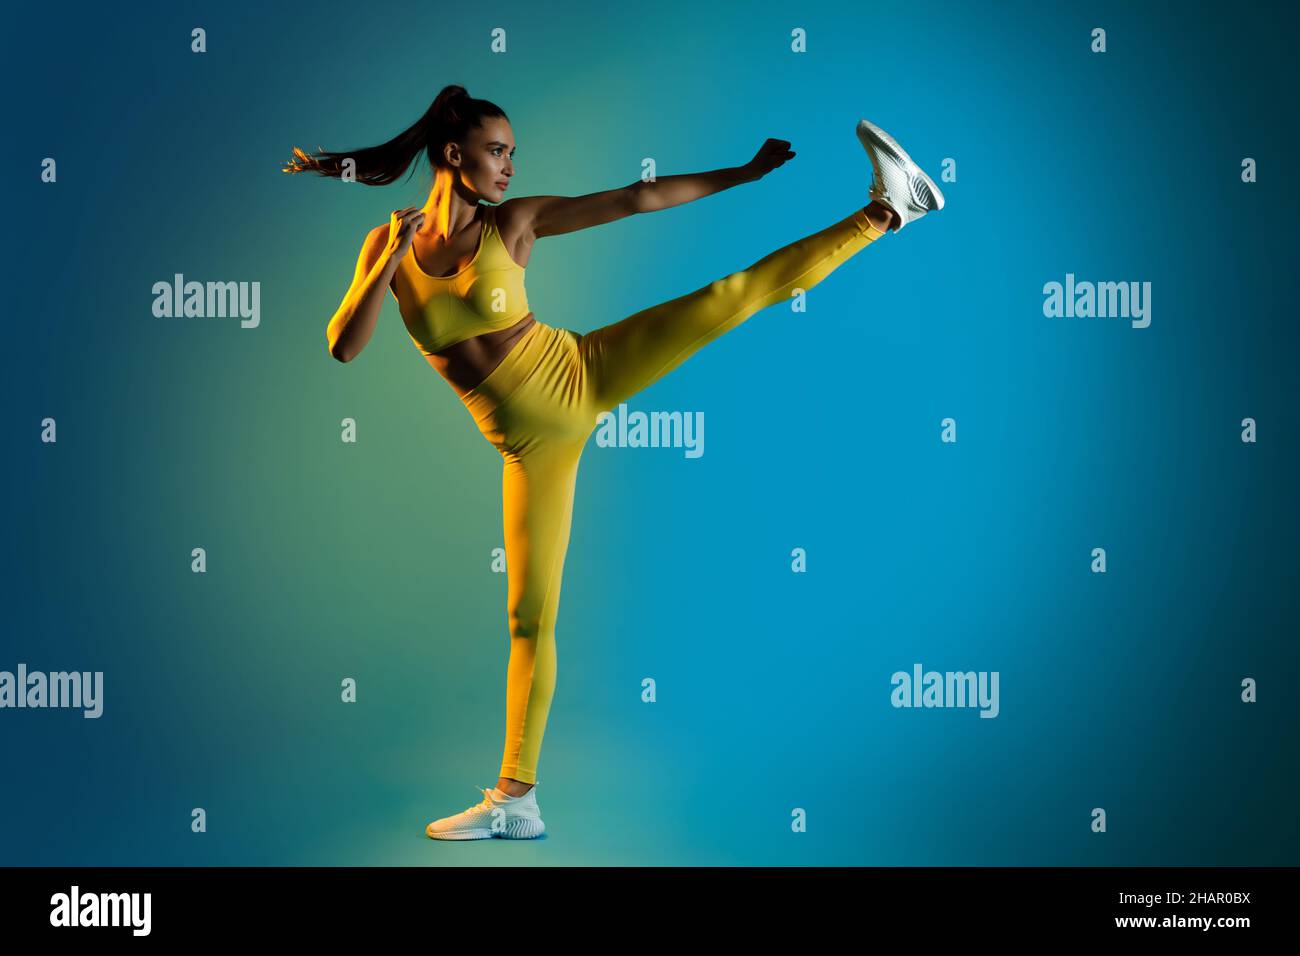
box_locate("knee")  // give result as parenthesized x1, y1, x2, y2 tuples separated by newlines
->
(704, 271, 749, 306)
(509, 606, 546, 641)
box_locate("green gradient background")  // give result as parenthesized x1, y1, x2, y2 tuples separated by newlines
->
(3, 0, 1298, 865)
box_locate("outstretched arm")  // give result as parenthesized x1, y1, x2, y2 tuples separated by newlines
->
(509, 138, 795, 239)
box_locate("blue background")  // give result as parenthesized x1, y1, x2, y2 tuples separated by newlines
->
(2, 0, 1296, 865)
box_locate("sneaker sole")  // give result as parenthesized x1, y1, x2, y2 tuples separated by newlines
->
(425, 819, 546, 840)
(426, 826, 495, 840)
(856, 118, 946, 212)
(495, 817, 546, 839)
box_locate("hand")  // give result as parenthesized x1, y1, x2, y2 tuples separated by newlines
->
(742, 138, 795, 181)
(385, 206, 426, 258)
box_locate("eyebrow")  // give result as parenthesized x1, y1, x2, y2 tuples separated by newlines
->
(486, 141, 516, 151)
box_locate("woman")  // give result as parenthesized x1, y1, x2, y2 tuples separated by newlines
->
(284, 84, 944, 840)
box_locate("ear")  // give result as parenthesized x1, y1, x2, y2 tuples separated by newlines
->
(443, 141, 462, 168)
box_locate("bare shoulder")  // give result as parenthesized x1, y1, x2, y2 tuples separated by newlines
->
(354, 221, 390, 269)
(347, 222, 396, 292)
(495, 197, 551, 238)
(492, 198, 542, 265)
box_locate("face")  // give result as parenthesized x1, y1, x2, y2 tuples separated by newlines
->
(447, 115, 516, 200)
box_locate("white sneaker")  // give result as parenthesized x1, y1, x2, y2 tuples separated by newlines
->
(856, 118, 945, 232)
(425, 785, 547, 840)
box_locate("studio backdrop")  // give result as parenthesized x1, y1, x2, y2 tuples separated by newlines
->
(3, 0, 1297, 866)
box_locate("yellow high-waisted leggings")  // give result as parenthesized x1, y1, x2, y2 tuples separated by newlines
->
(458, 206, 887, 785)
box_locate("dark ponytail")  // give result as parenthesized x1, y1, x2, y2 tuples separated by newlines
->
(283, 84, 508, 185)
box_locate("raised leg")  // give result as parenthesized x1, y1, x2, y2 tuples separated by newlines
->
(579, 205, 888, 412)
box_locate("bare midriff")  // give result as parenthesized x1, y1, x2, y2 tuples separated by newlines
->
(409, 205, 541, 399)
(423, 311, 538, 399)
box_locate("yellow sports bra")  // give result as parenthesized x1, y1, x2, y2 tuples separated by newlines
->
(392, 204, 532, 354)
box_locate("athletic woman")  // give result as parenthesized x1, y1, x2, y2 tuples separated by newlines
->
(284, 84, 944, 840)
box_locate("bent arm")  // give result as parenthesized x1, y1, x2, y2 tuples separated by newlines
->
(327, 225, 397, 363)
(513, 165, 756, 239)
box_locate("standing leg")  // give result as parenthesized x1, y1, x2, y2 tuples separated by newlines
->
(581, 205, 889, 411)
(497, 440, 584, 788)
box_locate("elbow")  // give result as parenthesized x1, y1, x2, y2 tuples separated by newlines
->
(626, 181, 649, 215)
(327, 333, 354, 363)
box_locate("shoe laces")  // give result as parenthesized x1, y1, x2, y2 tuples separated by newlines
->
(456, 786, 496, 814)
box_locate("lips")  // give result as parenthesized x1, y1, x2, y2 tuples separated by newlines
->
(496, 180, 509, 190)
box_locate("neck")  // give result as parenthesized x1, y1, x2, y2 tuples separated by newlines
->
(421, 167, 480, 239)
